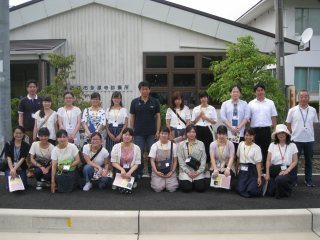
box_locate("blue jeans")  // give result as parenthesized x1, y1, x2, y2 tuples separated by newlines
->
(134, 135, 155, 177)
(83, 164, 111, 189)
(5, 169, 28, 191)
(34, 167, 51, 182)
(293, 141, 314, 184)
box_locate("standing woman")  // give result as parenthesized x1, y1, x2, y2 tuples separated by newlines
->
(177, 124, 207, 192)
(57, 92, 82, 145)
(149, 127, 179, 193)
(4, 126, 30, 190)
(236, 128, 263, 198)
(166, 91, 191, 141)
(265, 124, 298, 199)
(106, 91, 128, 153)
(51, 129, 80, 193)
(111, 128, 141, 192)
(29, 127, 54, 190)
(81, 92, 106, 143)
(210, 125, 235, 180)
(191, 91, 217, 163)
(33, 96, 58, 145)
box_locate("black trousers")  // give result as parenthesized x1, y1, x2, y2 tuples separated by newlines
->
(195, 126, 213, 163)
(252, 127, 271, 171)
(179, 179, 207, 193)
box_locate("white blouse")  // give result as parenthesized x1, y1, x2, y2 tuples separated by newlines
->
(237, 141, 262, 165)
(191, 105, 217, 127)
(106, 107, 128, 125)
(33, 110, 58, 140)
(268, 142, 298, 166)
(166, 106, 191, 129)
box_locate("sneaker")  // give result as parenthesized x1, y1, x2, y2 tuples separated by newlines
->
(83, 182, 92, 191)
(304, 181, 315, 187)
(133, 182, 138, 189)
(36, 186, 42, 190)
(112, 185, 117, 190)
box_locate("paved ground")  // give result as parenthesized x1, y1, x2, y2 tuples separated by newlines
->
(0, 174, 319, 211)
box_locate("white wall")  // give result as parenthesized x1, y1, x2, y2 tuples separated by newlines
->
(10, 3, 231, 109)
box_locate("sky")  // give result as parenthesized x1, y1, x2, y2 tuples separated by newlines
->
(9, 0, 260, 21)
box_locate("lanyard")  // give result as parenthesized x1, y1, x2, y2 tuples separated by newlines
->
(64, 107, 72, 125)
(299, 107, 309, 127)
(112, 108, 120, 122)
(244, 144, 252, 163)
(217, 144, 226, 160)
(14, 145, 20, 162)
(187, 142, 193, 156)
(278, 144, 287, 163)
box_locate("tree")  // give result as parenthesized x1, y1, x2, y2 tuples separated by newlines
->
(207, 36, 286, 123)
(38, 53, 89, 110)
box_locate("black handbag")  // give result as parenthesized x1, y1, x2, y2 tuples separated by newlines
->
(156, 141, 173, 174)
(185, 142, 200, 171)
(269, 164, 282, 178)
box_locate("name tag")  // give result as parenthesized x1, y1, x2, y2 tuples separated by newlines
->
(63, 165, 70, 171)
(165, 163, 170, 167)
(123, 163, 130, 169)
(281, 165, 287, 171)
(176, 125, 183, 130)
(240, 165, 248, 171)
(185, 157, 191, 163)
(66, 125, 73, 132)
(112, 122, 119, 127)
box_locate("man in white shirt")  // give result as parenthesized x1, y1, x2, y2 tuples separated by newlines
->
(248, 83, 277, 172)
(220, 84, 249, 154)
(286, 90, 319, 187)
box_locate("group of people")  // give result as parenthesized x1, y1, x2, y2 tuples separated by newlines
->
(2, 80, 318, 199)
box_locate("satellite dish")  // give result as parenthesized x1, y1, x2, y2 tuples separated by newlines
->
(301, 28, 313, 44)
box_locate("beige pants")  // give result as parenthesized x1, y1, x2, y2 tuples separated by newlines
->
(151, 172, 179, 192)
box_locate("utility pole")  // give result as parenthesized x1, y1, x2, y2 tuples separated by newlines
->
(274, 0, 287, 111)
(0, 0, 12, 149)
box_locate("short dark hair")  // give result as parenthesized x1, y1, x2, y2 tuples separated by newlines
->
(229, 84, 241, 93)
(63, 91, 74, 98)
(13, 125, 25, 134)
(159, 127, 170, 134)
(170, 91, 184, 110)
(56, 129, 68, 138)
(198, 91, 209, 99)
(90, 132, 102, 139)
(90, 92, 101, 100)
(244, 127, 255, 136)
(185, 124, 197, 134)
(122, 128, 134, 136)
(38, 127, 50, 137)
(216, 125, 228, 135)
(254, 83, 265, 91)
(138, 81, 150, 90)
(26, 80, 38, 87)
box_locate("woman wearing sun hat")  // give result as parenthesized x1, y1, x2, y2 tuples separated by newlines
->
(265, 124, 298, 199)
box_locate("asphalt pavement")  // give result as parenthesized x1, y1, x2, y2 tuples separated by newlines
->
(0, 174, 319, 210)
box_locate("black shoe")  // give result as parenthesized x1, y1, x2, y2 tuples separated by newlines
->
(304, 181, 315, 187)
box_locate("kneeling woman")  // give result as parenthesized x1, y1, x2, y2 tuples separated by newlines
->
(82, 132, 112, 191)
(177, 124, 207, 192)
(149, 127, 178, 192)
(266, 124, 298, 199)
(236, 128, 263, 197)
(111, 128, 141, 192)
(4, 126, 30, 191)
(51, 129, 80, 193)
(29, 127, 54, 190)
(210, 125, 235, 181)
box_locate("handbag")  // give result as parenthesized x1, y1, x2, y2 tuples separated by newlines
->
(156, 141, 173, 174)
(185, 142, 200, 171)
(0, 142, 9, 172)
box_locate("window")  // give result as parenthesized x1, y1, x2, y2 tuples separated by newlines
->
(295, 8, 320, 35)
(144, 53, 224, 106)
(295, 67, 320, 94)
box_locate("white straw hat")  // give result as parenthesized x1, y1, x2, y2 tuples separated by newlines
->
(271, 124, 291, 139)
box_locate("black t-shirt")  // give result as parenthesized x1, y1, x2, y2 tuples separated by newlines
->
(18, 96, 42, 131)
(130, 97, 160, 136)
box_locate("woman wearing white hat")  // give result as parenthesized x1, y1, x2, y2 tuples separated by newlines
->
(265, 124, 298, 199)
